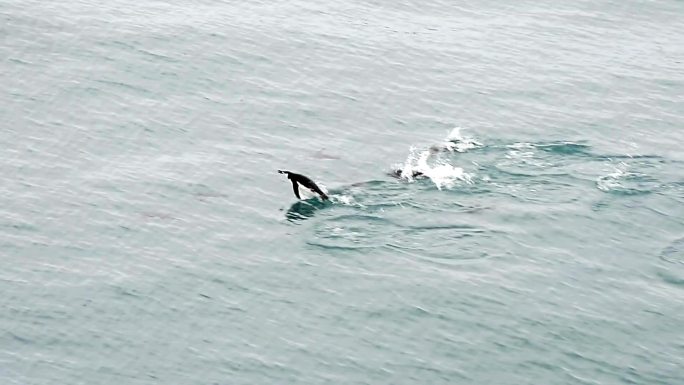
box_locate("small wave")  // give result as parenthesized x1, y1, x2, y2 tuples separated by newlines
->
(660, 237, 684, 265)
(506, 141, 590, 154)
(596, 162, 659, 195)
(309, 214, 396, 250)
(657, 237, 684, 287)
(535, 141, 591, 155)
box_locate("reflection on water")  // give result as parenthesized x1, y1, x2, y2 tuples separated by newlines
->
(285, 199, 330, 222)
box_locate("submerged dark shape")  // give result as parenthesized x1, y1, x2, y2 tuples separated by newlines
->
(278, 170, 329, 200)
(390, 169, 425, 179)
(285, 200, 326, 222)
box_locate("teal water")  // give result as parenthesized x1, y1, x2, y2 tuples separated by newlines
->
(2, 1, 684, 384)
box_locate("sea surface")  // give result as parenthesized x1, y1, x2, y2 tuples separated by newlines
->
(1, 1, 683, 384)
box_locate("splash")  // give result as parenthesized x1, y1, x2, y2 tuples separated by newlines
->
(332, 194, 358, 206)
(398, 146, 473, 190)
(440, 127, 483, 153)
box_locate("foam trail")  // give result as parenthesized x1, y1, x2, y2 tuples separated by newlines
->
(314, 183, 359, 206)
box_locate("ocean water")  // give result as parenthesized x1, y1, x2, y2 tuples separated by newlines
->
(1, 0, 683, 384)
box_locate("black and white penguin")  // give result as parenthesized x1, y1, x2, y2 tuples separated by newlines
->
(278, 170, 329, 201)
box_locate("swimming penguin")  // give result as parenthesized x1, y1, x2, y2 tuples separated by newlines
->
(391, 169, 425, 179)
(278, 170, 329, 201)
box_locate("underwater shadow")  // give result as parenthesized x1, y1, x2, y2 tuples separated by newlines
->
(285, 199, 330, 222)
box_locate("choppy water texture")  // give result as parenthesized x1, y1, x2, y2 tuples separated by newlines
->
(2, 1, 684, 384)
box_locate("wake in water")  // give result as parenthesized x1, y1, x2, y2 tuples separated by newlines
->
(595, 161, 660, 196)
(280, 127, 482, 220)
(394, 127, 479, 190)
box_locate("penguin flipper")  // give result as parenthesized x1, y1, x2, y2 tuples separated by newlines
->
(291, 181, 301, 199)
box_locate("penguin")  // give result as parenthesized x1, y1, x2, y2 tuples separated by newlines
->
(278, 170, 329, 201)
(391, 169, 425, 179)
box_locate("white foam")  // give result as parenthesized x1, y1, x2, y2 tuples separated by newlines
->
(334, 194, 356, 205)
(443, 127, 482, 153)
(425, 163, 472, 190)
(394, 127, 479, 190)
(596, 162, 628, 192)
(397, 147, 473, 190)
